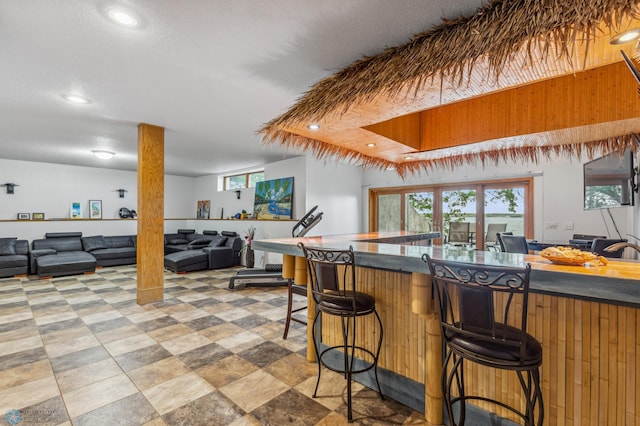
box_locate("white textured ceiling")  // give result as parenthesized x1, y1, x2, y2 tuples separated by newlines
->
(0, 0, 485, 177)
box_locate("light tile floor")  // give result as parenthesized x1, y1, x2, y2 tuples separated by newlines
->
(0, 266, 428, 425)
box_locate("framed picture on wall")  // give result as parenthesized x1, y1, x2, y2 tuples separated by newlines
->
(89, 200, 102, 219)
(70, 202, 82, 219)
(17, 213, 30, 220)
(253, 177, 294, 219)
(197, 200, 210, 219)
(32, 212, 45, 220)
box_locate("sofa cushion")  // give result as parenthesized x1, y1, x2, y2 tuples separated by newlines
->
(105, 236, 135, 248)
(82, 235, 108, 252)
(177, 229, 195, 234)
(0, 254, 27, 268)
(168, 238, 189, 245)
(202, 230, 218, 235)
(0, 238, 17, 255)
(208, 236, 227, 247)
(90, 247, 136, 260)
(221, 231, 238, 237)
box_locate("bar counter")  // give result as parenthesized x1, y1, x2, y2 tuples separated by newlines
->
(253, 232, 640, 425)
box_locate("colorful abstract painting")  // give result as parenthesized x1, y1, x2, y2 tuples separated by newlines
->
(253, 177, 293, 219)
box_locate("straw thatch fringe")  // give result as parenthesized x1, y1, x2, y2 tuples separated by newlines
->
(264, 129, 638, 180)
(260, 0, 639, 131)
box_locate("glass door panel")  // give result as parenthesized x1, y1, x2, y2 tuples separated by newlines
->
(377, 194, 401, 232)
(406, 192, 434, 233)
(483, 187, 525, 249)
(442, 189, 477, 246)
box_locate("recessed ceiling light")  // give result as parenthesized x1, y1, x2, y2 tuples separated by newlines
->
(366, 143, 376, 147)
(92, 150, 115, 160)
(106, 7, 139, 27)
(62, 94, 91, 104)
(307, 124, 320, 131)
(404, 156, 413, 160)
(610, 28, 640, 44)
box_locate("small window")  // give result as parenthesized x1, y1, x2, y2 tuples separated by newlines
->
(224, 171, 264, 191)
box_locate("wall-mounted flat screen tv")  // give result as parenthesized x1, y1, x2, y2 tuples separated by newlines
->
(584, 149, 635, 210)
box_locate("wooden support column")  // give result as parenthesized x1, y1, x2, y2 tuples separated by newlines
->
(136, 123, 165, 304)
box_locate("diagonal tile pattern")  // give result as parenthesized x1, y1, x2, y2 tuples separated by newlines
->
(0, 266, 427, 425)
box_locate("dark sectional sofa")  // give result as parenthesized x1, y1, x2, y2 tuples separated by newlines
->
(0, 229, 243, 279)
(82, 234, 137, 267)
(31, 232, 97, 277)
(0, 238, 30, 278)
(163, 230, 243, 273)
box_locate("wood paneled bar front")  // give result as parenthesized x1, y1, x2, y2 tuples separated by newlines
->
(252, 231, 640, 425)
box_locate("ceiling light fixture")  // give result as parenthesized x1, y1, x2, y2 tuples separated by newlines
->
(106, 7, 139, 27)
(366, 143, 376, 147)
(62, 94, 91, 104)
(404, 156, 413, 160)
(92, 150, 115, 160)
(307, 124, 320, 131)
(610, 28, 640, 44)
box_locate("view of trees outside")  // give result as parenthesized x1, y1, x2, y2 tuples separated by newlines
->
(407, 187, 524, 245)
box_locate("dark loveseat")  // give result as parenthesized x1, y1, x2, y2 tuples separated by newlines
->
(0, 237, 30, 278)
(82, 235, 137, 267)
(164, 231, 243, 272)
(31, 232, 97, 278)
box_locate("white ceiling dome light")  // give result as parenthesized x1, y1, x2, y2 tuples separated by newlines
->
(92, 150, 116, 160)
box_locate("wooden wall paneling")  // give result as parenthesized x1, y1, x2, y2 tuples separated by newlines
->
(369, 62, 640, 152)
(136, 123, 164, 305)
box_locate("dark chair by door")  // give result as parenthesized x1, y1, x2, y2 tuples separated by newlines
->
(497, 234, 529, 254)
(299, 243, 384, 422)
(424, 255, 543, 425)
(591, 238, 627, 258)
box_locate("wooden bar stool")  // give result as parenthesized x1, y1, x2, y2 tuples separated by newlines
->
(299, 243, 383, 422)
(424, 254, 543, 426)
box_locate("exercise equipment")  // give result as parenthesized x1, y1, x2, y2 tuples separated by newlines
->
(228, 206, 323, 289)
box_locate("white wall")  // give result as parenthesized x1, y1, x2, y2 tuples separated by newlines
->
(0, 159, 194, 240)
(362, 154, 636, 242)
(305, 157, 363, 236)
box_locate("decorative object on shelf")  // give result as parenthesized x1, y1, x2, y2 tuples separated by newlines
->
(118, 207, 137, 218)
(253, 177, 294, 219)
(243, 225, 256, 268)
(17, 213, 30, 220)
(89, 200, 102, 219)
(70, 202, 81, 219)
(197, 200, 210, 219)
(241, 209, 247, 219)
(234, 190, 241, 199)
(116, 189, 128, 198)
(32, 212, 45, 220)
(1, 183, 18, 194)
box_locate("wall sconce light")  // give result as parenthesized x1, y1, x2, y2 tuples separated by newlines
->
(234, 190, 241, 199)
(1, 183, 18, 194)
(116, 189, 128, 198)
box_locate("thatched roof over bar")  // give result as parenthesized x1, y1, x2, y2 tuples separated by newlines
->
(260, 0, 640, 179)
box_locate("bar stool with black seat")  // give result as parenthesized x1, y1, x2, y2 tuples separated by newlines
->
(424, 255, 543, 425)
(299, 243, 384, 422)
